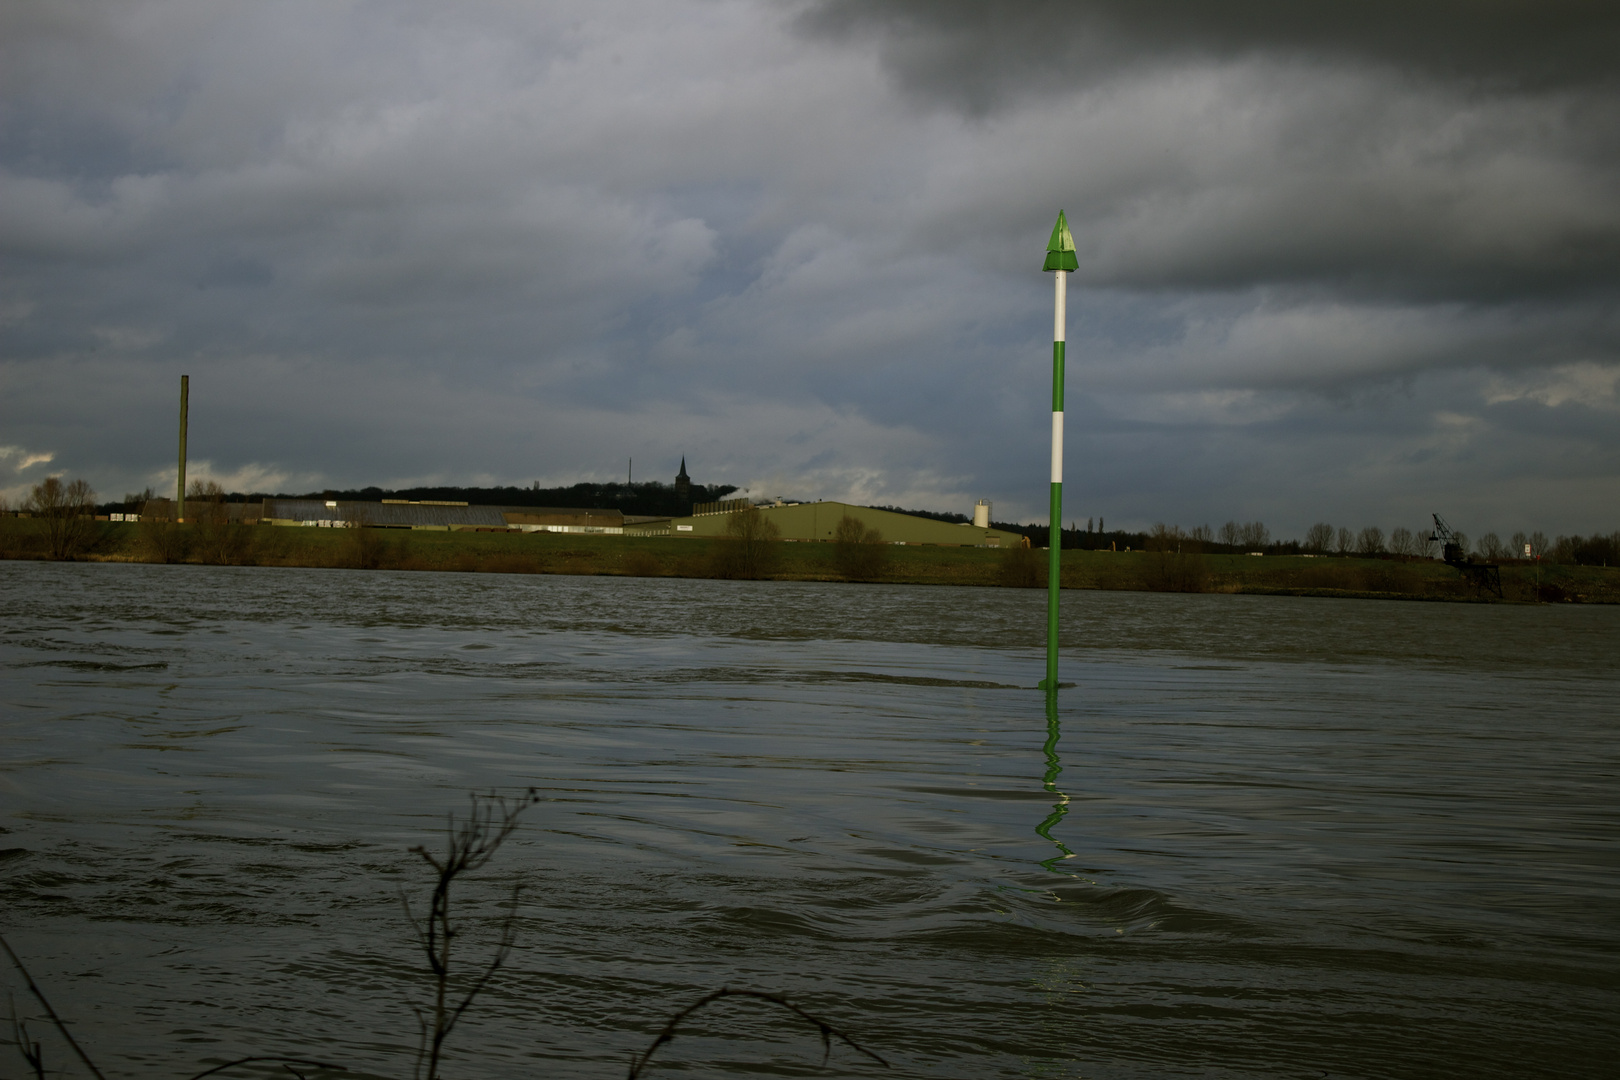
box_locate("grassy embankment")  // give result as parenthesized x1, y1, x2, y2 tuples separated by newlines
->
(2, 518, 1616, 603)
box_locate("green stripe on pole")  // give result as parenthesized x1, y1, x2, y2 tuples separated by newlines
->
(1041, 212, 1071, 692)
(1047, 479, 1062, 689)
(1052, 340, 1065, 411)
(1045, 342, 1064, 691)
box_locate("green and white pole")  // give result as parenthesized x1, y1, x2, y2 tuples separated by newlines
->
(1040, 212, 1076, 692)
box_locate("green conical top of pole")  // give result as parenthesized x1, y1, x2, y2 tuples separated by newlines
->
(1043, 210, 1078, 272)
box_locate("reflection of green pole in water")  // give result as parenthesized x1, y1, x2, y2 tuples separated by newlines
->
(1035, 693, 1074, 872)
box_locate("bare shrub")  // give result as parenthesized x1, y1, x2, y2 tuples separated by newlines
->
(1087, 557, 1137, 590)
(832, 514, 888, 580)
(1144, 523, 1207, 592)
(669, 552, 708, 578)
(0, 510, 38, 559)
(188, 479, 224, 504)
(343, 507, 389, 569)
(1147, 523, 1183, 549)
(25, 476, 98, 560)
(189, 480, 256, 565)
(997, 543, 1041, 588)
(1304, 522, 1334, 553)
(1238, 521, 1270, 549)
(710, 506, 781, 579)
(138, 518, 190, 563)
(623, 549, 664, 576)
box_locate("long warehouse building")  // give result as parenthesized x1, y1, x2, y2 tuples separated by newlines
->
(626, 500, 1021, 547)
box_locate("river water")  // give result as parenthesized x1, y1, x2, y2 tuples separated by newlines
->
(1, 561, 1617, 1079)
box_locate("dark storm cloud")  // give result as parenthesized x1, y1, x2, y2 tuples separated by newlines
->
(1, 1, 1616, 535)
(804, 0, 1620, 304)
(801, 1, 1620, 101)
(790, 0, 1620, 543)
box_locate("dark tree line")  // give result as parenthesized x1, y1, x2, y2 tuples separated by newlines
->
(143, 480, 744, 518)
(1552, 532, 1620, 566)
(967, 515, 1620, 565)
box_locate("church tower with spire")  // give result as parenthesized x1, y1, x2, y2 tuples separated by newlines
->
(674, 457, 691, 510)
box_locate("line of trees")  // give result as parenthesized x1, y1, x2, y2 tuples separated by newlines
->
(1546, 532, 1620, 566)
(14, 472, 1616, 570)
(1301, 522, 1439, 556)
(985, 513, 1617, 566)
(271, 480, 741, 517)
(1297, 522, 1620, 565)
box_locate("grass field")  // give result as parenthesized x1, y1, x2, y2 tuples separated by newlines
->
(3, 518, 1615, 604)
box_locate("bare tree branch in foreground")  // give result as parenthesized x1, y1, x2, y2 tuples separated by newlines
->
(4, 792, 887, 1080)
(627, 986, 890, 1079)
(3, 931, 342, 1080)
(402, 788, 540, 1080)
(5, 994, 46, 1080)
(1, 931, 107, 1080)
(181, 1055, 341, 1080)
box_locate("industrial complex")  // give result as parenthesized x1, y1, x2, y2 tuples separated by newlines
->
(131, 379, 1020, 549)
(131, 495, 1021, 548)
(127, 420, 1023, 547)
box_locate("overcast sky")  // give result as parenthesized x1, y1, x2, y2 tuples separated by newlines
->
(3, 0, 1617, 537)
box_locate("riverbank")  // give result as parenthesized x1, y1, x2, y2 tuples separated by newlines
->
(2, 519, 1614, 602)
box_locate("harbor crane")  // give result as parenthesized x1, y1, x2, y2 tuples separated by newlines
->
(1429, 513, 1502, 598)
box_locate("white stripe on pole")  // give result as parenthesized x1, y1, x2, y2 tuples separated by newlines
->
(1054, 271, 1066, 341)
(1051, 412, 1064, 483)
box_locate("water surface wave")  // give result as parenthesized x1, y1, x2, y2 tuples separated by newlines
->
(1, 562, 1617, 1078)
